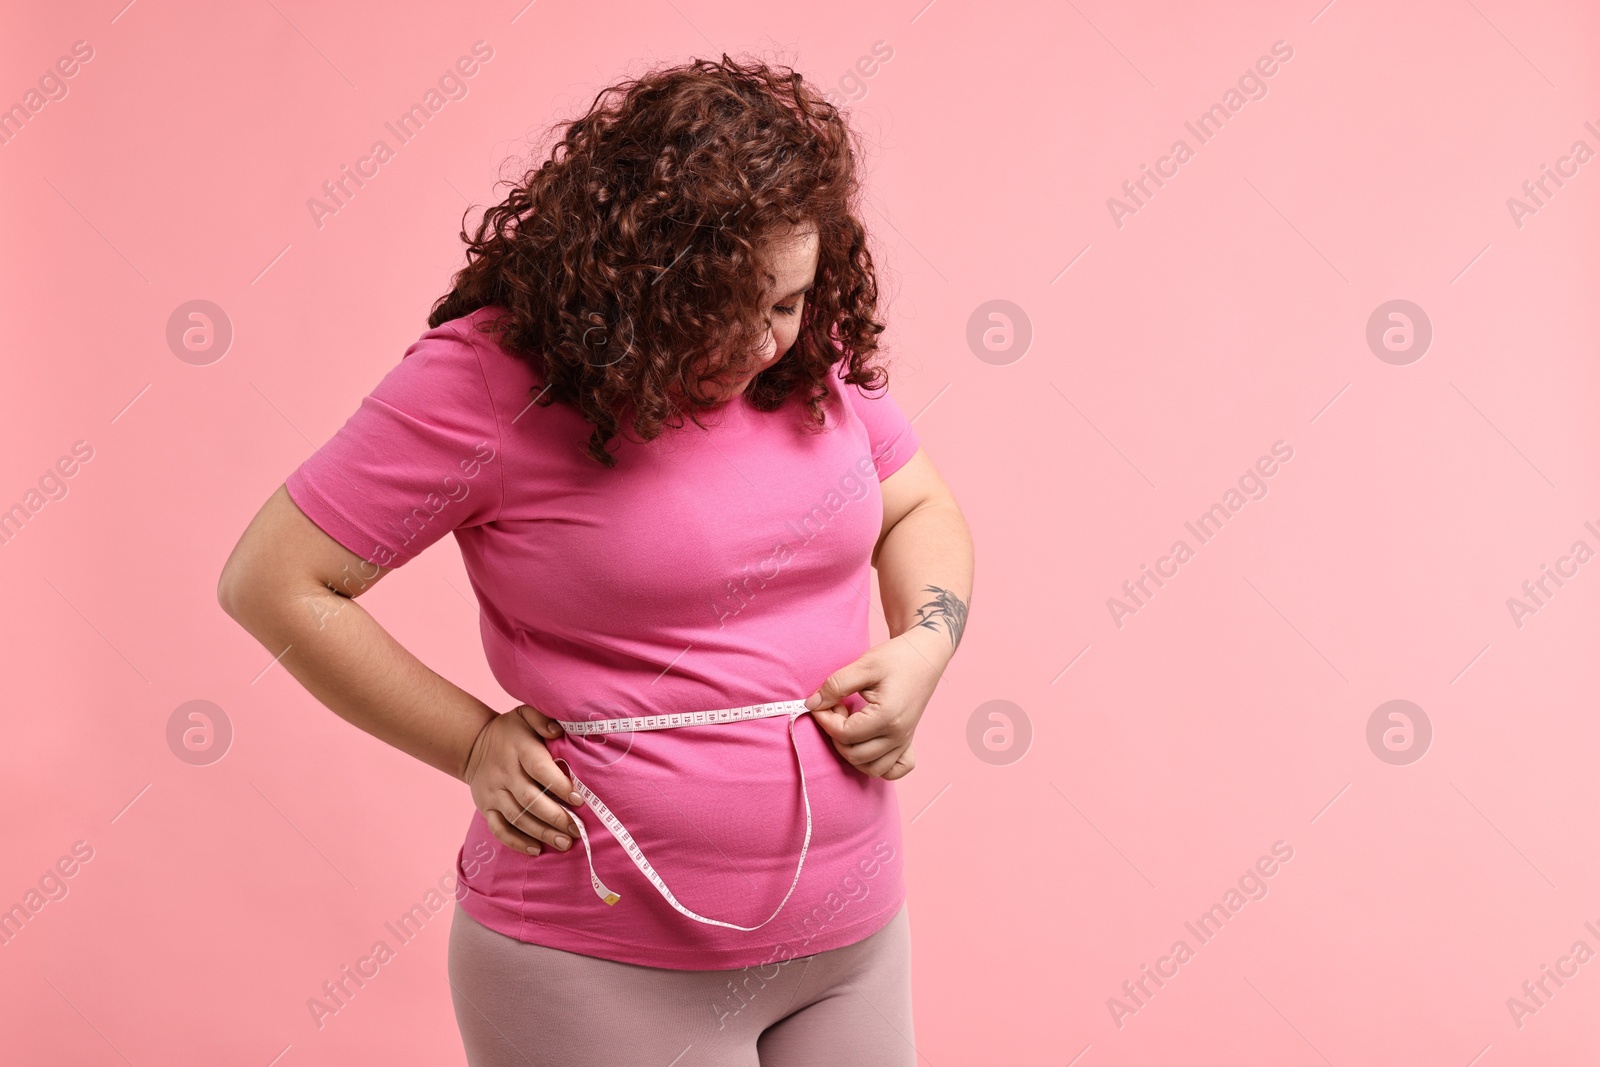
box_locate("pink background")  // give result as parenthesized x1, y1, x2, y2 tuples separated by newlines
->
(3, 0, 1598, 1063)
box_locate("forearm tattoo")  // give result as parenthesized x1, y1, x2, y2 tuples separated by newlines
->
(910, 585, 968, 649)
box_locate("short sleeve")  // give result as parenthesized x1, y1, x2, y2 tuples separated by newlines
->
(836, 361, 920, 481)
(284, 321, 504, 569)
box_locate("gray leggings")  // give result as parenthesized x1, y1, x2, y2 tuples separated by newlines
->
(447, 901, 916, 1066)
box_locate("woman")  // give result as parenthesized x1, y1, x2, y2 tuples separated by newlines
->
(218, 54, 973, 1066)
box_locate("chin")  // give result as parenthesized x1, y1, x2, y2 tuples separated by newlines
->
(718, 377, 755, 400)
(712, 360, 776, 402)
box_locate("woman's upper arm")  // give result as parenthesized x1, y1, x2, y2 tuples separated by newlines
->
(217, 483, 393, 615)
(831, 361, 932, 567)
(219, 318, 505, 614)
(872, 446, 952, 567)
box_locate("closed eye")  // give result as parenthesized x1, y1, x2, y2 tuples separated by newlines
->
(772, 281, 812, 318)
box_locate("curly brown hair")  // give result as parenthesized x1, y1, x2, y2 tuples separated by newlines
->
(427, 53, 894, 467)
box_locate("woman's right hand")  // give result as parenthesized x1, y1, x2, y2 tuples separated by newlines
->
(463, 704, 583, 856)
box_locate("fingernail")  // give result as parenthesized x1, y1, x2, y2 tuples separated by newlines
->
(804, 693, 820, 709)
(554, 835, 571, 849)
(527, 844, 541, 855)
(569, 791, 582, 804)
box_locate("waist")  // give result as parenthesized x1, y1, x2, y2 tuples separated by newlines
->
(552, 699, 810, 735)
(549, 698, 845, 929)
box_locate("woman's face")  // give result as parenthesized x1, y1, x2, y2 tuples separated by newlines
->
(706, 222, 819, 402)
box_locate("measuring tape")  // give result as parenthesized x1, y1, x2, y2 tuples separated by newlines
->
(550, 700, 814, 932)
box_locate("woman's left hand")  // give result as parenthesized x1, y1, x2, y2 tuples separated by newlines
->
(804, 631, 947, 780)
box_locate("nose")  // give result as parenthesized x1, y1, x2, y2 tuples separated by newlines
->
(756, 322, 778, 363)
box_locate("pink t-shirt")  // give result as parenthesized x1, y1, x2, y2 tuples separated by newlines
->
(284, 305, 920, 969)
